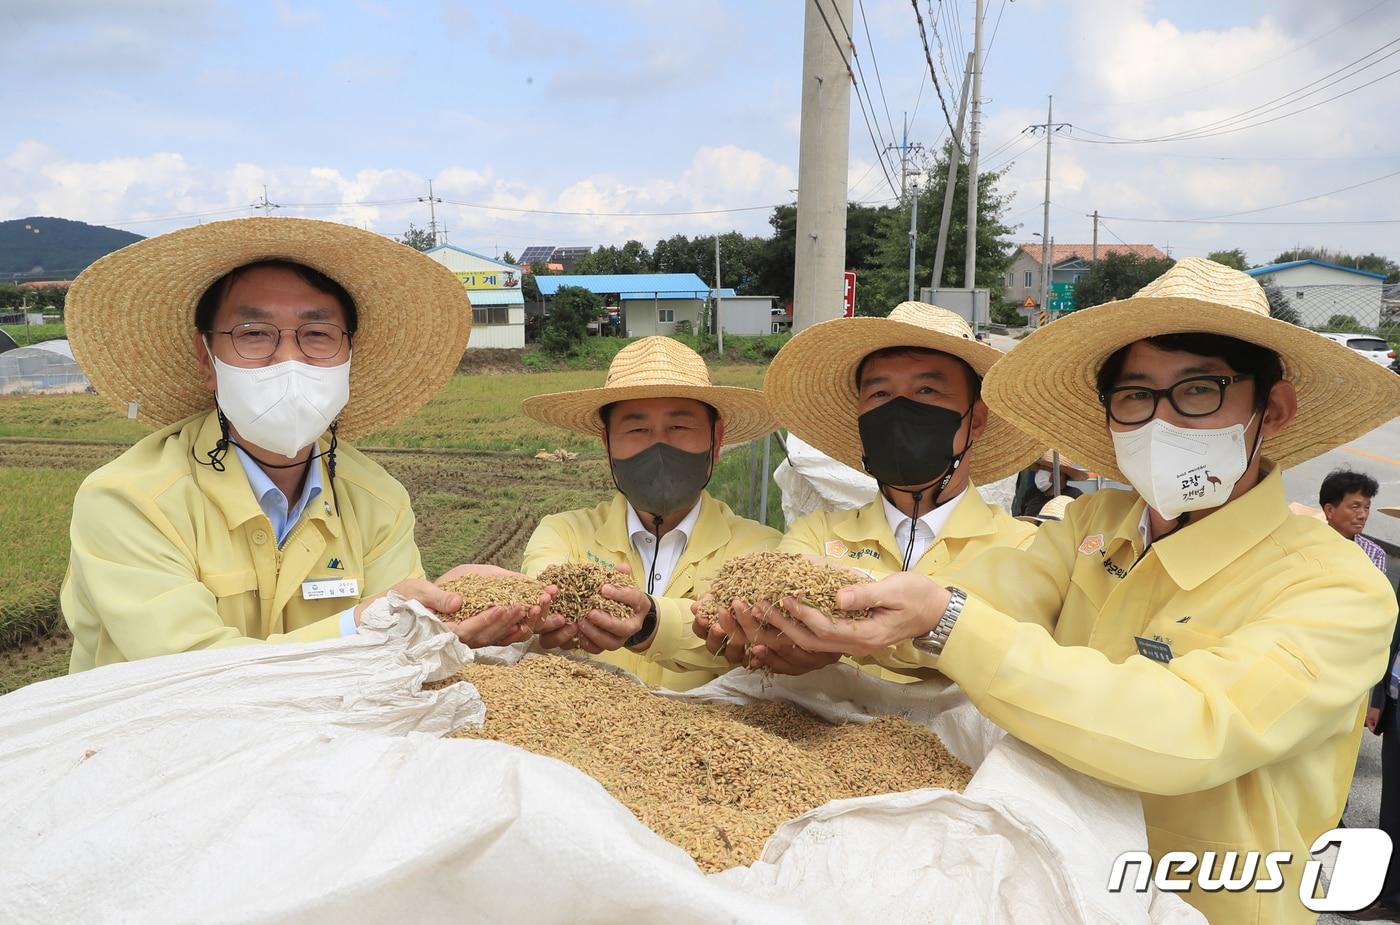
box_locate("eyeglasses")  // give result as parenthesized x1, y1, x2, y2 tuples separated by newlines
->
(211, 322, 350, 361)
(1099, 375, 1253, 425)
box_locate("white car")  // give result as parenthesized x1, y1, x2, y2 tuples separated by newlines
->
(1318, 332, 1396, 367)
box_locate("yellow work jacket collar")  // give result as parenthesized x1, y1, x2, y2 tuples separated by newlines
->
(832, 482, 999, 557)
(1107, 462, 1289, 592)
(190, 411, 341, 541)
(595, 491, 733, 568)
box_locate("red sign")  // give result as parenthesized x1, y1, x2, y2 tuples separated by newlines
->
(843, 271, 856, 318)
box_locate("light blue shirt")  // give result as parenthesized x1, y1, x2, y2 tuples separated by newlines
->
(233, 445, 358, 637)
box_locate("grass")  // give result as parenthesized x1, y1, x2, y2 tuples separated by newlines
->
(0, 363, 774, 694)
(1, 323, 67, 346)
(520, 333, 791, 371)
(0, 468, 88, 649)
(707, 433, 788, 531)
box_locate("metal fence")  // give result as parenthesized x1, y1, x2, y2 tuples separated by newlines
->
(1257, 282, 1398, 344)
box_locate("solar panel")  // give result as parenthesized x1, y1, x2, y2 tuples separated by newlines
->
(519, 245, 555, 265)
(550, 246, 591, 261)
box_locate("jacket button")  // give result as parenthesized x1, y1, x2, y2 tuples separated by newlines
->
(252, 530, 268, 545)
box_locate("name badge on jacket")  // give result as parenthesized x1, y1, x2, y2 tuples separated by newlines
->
(302, 578, 360, 601)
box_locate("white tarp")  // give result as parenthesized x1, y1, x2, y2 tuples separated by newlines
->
(0, 596, 1203, 924)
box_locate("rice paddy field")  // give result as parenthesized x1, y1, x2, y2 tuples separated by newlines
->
(0, 363, 771, 694)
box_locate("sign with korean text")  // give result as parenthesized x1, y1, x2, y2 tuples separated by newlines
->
(455, 269, 520, 290)
(843, 271, 857, 317)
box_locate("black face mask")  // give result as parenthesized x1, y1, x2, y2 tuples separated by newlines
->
(608, 441, 715, 523)
(858, 396, 972, 492)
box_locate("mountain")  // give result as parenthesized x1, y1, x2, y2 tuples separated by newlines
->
(0, 217, 143, 279)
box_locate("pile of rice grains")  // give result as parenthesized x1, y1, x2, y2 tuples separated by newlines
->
(693, 550, 874, 627)
(442, 655, 971, 872)
(437, 564, 634, 623)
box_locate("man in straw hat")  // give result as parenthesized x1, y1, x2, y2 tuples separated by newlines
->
(62, 217, 548, 672)
(520, 336, 780, 690)
(752, 258, 1400, 923)
(693, 301, 1041, 679)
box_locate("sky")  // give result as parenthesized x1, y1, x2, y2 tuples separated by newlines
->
(3, 0, 1399, 268)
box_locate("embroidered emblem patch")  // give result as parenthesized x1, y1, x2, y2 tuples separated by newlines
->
(825, 540, 849, 558)
(1078, 533, 1105, 556)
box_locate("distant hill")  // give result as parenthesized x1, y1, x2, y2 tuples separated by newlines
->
(0, 217, 143, 279)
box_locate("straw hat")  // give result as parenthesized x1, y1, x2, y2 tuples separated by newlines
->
(520, 336, 775, 445)
(763, 301, 1044, 483)
(1380, 506, 1400, 519)
(1016, 494, 1077, 524)
(982, 258, 1400, 481)
(66, 217, 472, 440)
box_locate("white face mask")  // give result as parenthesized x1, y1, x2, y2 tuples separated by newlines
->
(211, 352, 351, 459)
(1110, 413, 1259, 520)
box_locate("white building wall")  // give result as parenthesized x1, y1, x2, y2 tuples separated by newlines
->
(621, 298, 704, 337)
(1257, 264, 1384, 328)
(718, 295, 777, 336)
(467, 305, 526, 348)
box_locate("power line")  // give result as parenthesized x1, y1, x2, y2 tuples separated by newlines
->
(1097, 218, 1132, 246)
(984, 0, 1008, 64)
(1095, 213, 1400, 227)
(438, 198, 790, 217)
(1192, 165, 1400, 221)
(856, 0, 900, 152)
(1070, 35, 1400, 144)
(810, 0, 901, 196)
(911, 0, 964, 152)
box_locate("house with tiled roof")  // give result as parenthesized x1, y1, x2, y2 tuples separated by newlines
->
(1004, 242, 1170, 310)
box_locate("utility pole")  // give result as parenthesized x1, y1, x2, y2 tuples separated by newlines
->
(1027, 96, 1071, 324)
(963, 0, 985, 332)
(932, 52, 974, 291)
(251, 185, 280, 214)
(792, 0, 853, 332)
(714, 234, 724, 352)
(1091, 209, 1100, 262)
(886, 114, 924, 302)
(419, 180, 444, 246)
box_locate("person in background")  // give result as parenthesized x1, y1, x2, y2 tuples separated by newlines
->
(62, 218, 546, 672)
(1321, 468, 1389, 572)
(519, 336, 780, 690)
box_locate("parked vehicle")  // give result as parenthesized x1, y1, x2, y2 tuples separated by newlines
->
(1318, 332, 1396, 367)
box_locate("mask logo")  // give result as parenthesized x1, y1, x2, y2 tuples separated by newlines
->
(1079, 534, 1105, 556)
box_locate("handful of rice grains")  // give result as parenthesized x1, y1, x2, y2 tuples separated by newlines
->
(694, 550, 873, 626)
(443, 655, 972, 872)
(537, 562, 635, 623)
(438, 573, 547, 617)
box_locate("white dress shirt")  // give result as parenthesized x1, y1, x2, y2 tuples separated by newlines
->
(628, 498, 703, 595)
(881, 487, 967, 570)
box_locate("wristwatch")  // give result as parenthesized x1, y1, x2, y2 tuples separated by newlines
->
(625, 595, 659, 649)
(911, 586, 967, 657)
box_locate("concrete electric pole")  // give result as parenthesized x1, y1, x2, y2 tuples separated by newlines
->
(418, 180, 444, 246)
(962, 0, 985, 308)
(1027, 96, 1071, 322)
(792, 0, 854, 332)
(931, 52, 974, 291)
(886, 115, 924, 302)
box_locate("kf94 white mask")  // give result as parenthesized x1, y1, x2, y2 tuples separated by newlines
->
(1110, 414, 1259, 520)
(211, 353, 351, 459)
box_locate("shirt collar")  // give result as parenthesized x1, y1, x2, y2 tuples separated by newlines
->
(880, 487, 968, 541)
(232, 442, 324, 526)
(628, 497, 702, 544)
(1148, 462, 1290, 591)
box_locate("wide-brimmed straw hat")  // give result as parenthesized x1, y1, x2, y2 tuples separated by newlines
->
(1016, 494, 1077, 524)
(1380, 506, 1400, 519)
(982, 257, 1400, 481)
(763, 301, 1044, 483)
(67, 216, 472, 440)
(520, 336, 775, 445)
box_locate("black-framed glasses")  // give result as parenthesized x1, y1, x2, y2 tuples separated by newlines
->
(1099, 375, 1253, 425)
(212, 322, 351, 361)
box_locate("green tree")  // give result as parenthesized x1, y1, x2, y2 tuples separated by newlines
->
(752, 205, 797, 305)
(573, 240, 651, 275)
(1257, 278, 1302, 325)
(1326, 313, 1367, 332)
(1074, 251, 1177, 308)
(397, 223, 436, 252)
(1207, 248, 1249, 271)
(522, 260, 554, 302)
(501, 250, 516, 265)
(541, 285, 603, 355)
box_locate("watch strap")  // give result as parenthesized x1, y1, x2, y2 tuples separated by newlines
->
(625, 595, 659, 649)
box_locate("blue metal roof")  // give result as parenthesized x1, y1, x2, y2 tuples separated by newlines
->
(1245, 259, 1387, 280)
(424, 243, 519, 270)
(535, 273, 714, 298)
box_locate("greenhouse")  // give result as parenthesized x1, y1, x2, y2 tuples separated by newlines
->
(0, 339, 91, 395)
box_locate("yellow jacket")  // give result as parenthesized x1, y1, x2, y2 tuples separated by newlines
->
(522, 491, 781, 690)
(780, 486, 1036, 682)
(879, 466, 1397, 925)
(63, 411, 424, 672)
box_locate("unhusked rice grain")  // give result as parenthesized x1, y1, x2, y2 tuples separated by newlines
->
(444, 655, 971, 872)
